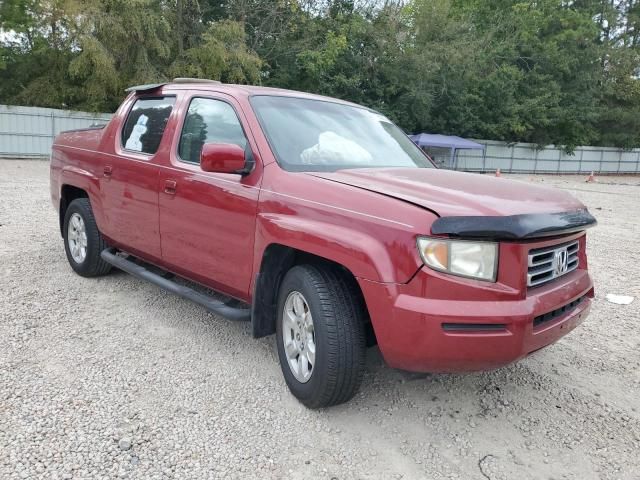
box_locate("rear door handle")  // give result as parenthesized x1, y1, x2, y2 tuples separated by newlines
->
(164, 180, 177, 195)
(103, 165, 113, 178)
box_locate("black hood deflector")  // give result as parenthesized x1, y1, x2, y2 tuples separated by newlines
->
(431, 209, 597, 240)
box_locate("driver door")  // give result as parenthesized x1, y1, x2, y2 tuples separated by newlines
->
(158, 95, 261, 299)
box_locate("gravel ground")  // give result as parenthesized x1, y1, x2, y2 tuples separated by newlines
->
(1, 160, 639, 480)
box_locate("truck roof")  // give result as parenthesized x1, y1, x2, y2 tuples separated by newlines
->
(127, 79, 361, 108)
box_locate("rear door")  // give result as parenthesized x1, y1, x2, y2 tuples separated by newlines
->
(158, 93, 261, 299)
(100, 95, 176, 260)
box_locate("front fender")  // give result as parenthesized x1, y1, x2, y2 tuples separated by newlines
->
(254, 213, 420, 284)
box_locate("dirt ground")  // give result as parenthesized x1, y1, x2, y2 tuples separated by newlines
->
(1, 159, 639, 480)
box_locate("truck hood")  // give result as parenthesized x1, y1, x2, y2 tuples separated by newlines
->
(308, 168, 585, 217)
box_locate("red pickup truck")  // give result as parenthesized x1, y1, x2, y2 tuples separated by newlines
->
(50, 79, 596, 408)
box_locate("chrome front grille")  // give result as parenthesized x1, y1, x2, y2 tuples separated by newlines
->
(527, 240, 579, 288)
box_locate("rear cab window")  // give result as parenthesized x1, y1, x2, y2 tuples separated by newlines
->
(121, 97, 176, 155)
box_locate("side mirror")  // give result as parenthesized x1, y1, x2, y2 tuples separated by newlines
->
(200, 143, 248, 174)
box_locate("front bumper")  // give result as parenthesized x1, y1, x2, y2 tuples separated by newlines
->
(358, 233, 594, 372)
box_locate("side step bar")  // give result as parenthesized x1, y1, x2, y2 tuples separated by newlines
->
(100, 248, 251, 321)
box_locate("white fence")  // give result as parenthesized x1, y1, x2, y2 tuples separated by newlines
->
(0, 105, 112, 158)
(455, 140, 640, 174)
(1, 104, 639, 173)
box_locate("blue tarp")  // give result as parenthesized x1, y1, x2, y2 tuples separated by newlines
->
(409, 133, 485, 150)
(410, 133, 485, 169)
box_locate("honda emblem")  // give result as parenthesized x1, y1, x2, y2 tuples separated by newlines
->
(554, 248, 569, 276)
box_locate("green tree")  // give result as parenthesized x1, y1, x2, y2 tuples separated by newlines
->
(170, 20, 262, 83)
(1, 0, 640, 149)
(0, 0, 262, 111)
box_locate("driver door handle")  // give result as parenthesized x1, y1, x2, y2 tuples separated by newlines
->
(164, 179, 177, 195)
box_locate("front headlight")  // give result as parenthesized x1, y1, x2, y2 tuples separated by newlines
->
(417, 237, 498, 282)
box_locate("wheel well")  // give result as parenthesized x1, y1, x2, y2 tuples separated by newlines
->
(59, 185, 88, 235)
(251, 244, 376, 345)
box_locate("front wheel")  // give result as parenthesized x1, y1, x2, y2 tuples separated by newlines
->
(62, 198, 111, 277)
(276, 264, 366, 408)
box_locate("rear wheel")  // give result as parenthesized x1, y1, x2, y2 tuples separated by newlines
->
(63, 198, 111, 277)
(276, 264, 366, 408)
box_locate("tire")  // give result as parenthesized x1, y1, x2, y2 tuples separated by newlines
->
(62, 198, 111, 277)
(276, 264, 366, 408)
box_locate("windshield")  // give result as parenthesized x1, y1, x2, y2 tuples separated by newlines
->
(250, 95, 434, 172)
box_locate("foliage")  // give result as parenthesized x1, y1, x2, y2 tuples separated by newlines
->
(1, 0, 640, 148)
(173, 20, 262, 84)
(0, 0, 261, 111)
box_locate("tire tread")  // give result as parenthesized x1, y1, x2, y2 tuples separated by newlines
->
(278, 263, 366, 408)
(63, 198, 111, 277)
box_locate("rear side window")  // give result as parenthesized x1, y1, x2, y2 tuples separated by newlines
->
(178, 97, 247, 164)
(122, 97, 175, 154)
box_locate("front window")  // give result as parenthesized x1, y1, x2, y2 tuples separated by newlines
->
(250, 95, 434, 172)
(178, 97, 248, 164)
